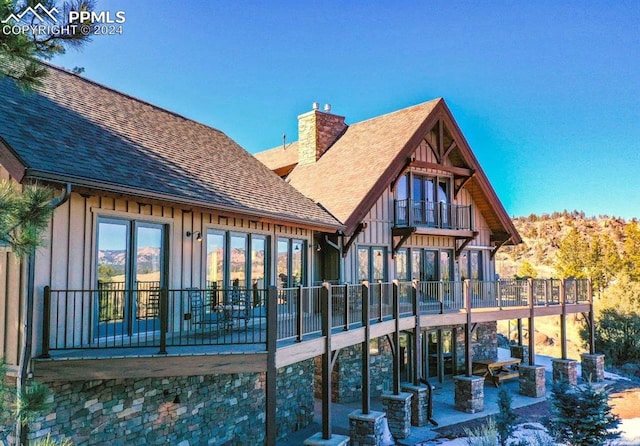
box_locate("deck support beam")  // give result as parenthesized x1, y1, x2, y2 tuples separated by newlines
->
(411, 281, 421, 386)
(464, 280, 472, 377)
(517, 319, 523, 345)
(265, 286, 278, 446)
(527, 279, 536, 366)
(361, 282, 371, 414)
(560, 280, 568, 359)
(321, 283, 333, 440)
(393, 282, 401, 395)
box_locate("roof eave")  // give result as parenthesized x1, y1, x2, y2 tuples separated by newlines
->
(0, 136, 27, 181)
(342, 100, 443, 236)
(23, 169, 344, 233)
(438, 101, 522, 245)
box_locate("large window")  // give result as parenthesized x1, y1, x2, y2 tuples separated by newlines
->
(206, 230, 268, 290)
(460, 250, 483, 281)
(357, 246, 387, 282)
(395, 172, 452, 228)
(277, 238, 306, 288)
(405, 248, 452, 282)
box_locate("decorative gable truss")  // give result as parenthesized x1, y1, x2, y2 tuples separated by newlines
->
(391, 116, 479, 258)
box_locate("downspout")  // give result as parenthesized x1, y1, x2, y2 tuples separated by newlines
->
(17, 183, 71, 445)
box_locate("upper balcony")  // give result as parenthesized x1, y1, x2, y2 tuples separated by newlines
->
(394, 199, 473, 236)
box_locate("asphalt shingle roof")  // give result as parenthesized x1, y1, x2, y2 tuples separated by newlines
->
(254, 99, 521, 243)
(0, 64, 341, 230)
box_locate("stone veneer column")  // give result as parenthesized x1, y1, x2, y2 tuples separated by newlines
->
(581, 353, 605, 382)
(509, 344, 530, 365)
(453, 376, 484, 414)
(552, 358, 578, 385)
(304, 433, 350, 446)
(519, 364, 546, 398)
(381, 392, 412, 439)
(348, 410, 386, 446)
(401, 384, 430, 426)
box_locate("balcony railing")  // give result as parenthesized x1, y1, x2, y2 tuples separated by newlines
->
(394, 199, 472, 230)
(42, 279, 591, 355)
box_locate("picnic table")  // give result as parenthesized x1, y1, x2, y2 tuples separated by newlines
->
(472, 357, 521, 387)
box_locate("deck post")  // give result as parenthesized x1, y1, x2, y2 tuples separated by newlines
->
(266, 286, 278, 446)
(321, 282, 333, 439)
(517, 319, 523, 345)
(296, 285, 303, 342)
(560, 280, 567, 359)
(41, 286, 51, 359)
(411, 280, 421, 386)
(588, 280, 595, 354)
(362, 281, 371, 415)
(343, 283, 349, 330)
(527, 279, 535, 366)
(393, 280, 401, 395)
(378, 282, 384, 322)
(158, 287, 168, 355)
(464, 279, 472, 377)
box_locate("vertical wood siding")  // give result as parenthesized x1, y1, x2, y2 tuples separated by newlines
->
(0, 167, 25, 366)
(2, 187, 312, 359)
(347, 138, 496, 283)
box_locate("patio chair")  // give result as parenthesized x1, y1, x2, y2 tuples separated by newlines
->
(224, 282, 250, 328)
(186, 287, 221, 329)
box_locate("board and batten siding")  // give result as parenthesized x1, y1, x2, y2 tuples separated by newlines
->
(2, 186, 313, 362)
(344, 139, 495, 283)
(0, 166, 26, 368)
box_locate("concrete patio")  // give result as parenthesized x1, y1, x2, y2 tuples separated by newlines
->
(282, 350, 560, 445)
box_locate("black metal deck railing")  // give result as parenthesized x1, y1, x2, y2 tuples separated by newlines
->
(394, 199, 472, 230)
(42, 278, 591, 355)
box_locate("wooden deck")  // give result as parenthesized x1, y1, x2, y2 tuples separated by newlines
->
(33, 278, 593, 381)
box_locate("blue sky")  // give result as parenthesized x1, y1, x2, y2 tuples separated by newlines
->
(51, 1, 640, 219)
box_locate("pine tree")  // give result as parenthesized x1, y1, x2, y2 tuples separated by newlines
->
(0, 180, 55, 256)
(517, 260, 537, 279)
(623, 221, 640, 281)
(494, 386, 519, 446)
(0, 0, 95, 89)
(546, 380, 620, 446)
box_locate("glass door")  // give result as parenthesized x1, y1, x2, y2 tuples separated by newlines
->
(438, 179, 450, 228)
(96, 219, 165, 338)
(134, 223, 164, 333)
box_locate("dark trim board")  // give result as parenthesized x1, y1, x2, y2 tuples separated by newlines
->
(33, 352, 268, 381)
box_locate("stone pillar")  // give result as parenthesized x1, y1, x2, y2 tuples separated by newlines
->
(509, 344, 529, 365)
(304, 433, 350, 446)
(581, 353, 605, 383)
(381, 392, 412, 439)
(552, 358, 578, 385)
(348, 410, 386, 446)
(519, 364, 546, 398)
(401, 384, 429, 426)
(453, 376, 484, 414)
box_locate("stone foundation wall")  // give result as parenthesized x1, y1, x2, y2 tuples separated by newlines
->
(6, 360, 314, 445)
(315, 337, 393, 403)
(471, 322, 498, 360)
(276, 360, 315, 438)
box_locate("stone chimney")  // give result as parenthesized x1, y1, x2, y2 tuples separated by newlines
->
(297, 103, 347, 166)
